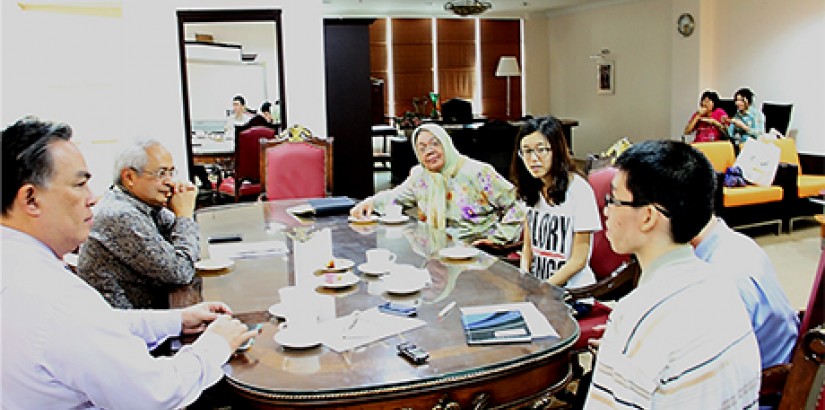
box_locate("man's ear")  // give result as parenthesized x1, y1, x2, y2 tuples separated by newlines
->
(638, 205, 658, 233)
(17, 184, 41, 216)
(120, 168, 136, 190)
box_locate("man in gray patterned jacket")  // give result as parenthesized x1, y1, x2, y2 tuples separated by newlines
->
(78, 139, 199, 309)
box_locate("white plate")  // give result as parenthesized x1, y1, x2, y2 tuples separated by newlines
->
(379, 215, 409, 224)
(357, 262, 390, 276)
(438, 246, 479, 260)
(318, 258, 355, 272)
(63, 253, 79, 268)
(320, 272, 360, 288)
(195, 258, 235, 271)
(273, 327, 323, 349)
(348, 215, 379, 224)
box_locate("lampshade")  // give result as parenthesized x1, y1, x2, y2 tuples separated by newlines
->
(495, 56, 520, 77)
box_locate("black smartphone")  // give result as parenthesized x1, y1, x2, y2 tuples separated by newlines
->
(397, 342, 429, 365)
(208, 234, 243, 244)
(378, 302, 418, 317)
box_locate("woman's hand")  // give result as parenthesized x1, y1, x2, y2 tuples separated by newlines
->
(350, 198, 375, 219)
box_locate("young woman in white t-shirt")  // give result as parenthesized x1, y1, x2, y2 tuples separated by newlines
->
(511, 116, 602, 314)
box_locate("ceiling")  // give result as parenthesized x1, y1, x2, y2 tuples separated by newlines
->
(322, 0, 622, 19)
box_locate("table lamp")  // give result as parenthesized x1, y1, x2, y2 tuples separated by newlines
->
(495, 56, 521, 119)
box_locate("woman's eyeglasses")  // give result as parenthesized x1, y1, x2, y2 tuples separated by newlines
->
(518, 146, 552, 160)
(605, 194, 671, 218)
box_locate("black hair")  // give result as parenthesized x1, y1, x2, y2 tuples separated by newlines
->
(734, 88, 755, 105)
(233, 95, 246, 106)
(700, 90, 721, 107)
(614, 140, 716, 243)
(261, 101, 272, 113)
(510, 116, 580, 206)
(1, 116, 73, 215)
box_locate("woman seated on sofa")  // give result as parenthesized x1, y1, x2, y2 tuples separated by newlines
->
(684, 90, 729, 142)
(350, 123, 525, 246)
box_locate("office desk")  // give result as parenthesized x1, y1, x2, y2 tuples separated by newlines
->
(192, 201, 578, 409)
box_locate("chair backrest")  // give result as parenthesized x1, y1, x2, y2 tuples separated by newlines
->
(476, 119, 519, 178)
(587, 167, 633, 280)
(717, 98, 738, 118)
(768, 137, 802, 174)
(762, 102, 793, 136)
(441, 98, 473, 124)
(234, 126, 276, 184)
(260, 126, 332, 200)
(693, 141, 736, 172)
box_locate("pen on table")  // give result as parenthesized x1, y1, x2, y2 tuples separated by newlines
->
(438, 301, 457, 320)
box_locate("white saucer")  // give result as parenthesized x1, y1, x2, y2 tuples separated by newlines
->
(348, 215, 379, 224)
(195, 258, 235, 271)
(379, 215, 409, 224)
(438, 246, 479, 260)
(318, 258, 355, 272)
(320, 272, 360, 288)
(63, 253, 79, 268)
(382, 276, 426, 294)
(273, 327, 323, 349)
(357, 262, 391, 276)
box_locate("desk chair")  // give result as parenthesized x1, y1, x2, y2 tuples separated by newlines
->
(259, 125, 333, 200)
(441, 98, 473, 124)
(762, 102, 793, 136)
(218, 126, 276, 202)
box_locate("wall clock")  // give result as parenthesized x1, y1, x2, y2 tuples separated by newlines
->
(678, 13, 695, 37)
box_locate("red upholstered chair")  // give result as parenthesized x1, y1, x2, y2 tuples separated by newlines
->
(760, 249, 825, 409)
(218, 126, 276, 202)
(259, 125, 333, 200)
(558, 166, 641, 405)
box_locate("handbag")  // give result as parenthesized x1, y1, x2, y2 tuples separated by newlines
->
(734, 139, 780, 187)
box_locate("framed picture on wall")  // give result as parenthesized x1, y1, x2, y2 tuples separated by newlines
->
(597, 62, 614, 95)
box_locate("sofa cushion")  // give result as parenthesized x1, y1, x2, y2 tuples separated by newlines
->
(722, 185, 783, 207)
(693, 141, 736, 172)
(798, 175, 825, 198)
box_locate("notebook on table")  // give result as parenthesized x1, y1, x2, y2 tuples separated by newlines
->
(287, 197, 356, 217)
(460, 308, 532, 345)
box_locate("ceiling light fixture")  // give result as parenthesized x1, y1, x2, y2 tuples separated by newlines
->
(444, 0, 492, 17)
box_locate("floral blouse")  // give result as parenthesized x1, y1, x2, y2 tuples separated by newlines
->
(372, 159, 525, 245)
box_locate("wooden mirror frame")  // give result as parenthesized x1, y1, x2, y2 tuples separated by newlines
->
(176, 9, 287, 182)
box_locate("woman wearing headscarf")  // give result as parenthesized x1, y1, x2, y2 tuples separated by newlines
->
(350, 123, 524, 245)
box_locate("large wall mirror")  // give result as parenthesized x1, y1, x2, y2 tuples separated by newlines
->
(176, 9, 286, 180)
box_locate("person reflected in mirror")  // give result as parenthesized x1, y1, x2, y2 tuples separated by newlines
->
(350, 123, 525, 246)
(77, 139, 200, 309)
(247, 101, 278, 128)
(585, 140, 759, 408)
(511, 117, 601, 311)
(683, 90, 729, 142)
(726, 87, 765, 148)
(1, 116, 256, 409)
(224, 94, 255, 140)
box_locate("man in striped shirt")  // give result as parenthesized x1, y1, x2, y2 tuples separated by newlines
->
(585, 140, 760, 409)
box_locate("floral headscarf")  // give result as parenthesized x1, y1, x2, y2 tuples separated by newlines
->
(410, 123, 467, 230)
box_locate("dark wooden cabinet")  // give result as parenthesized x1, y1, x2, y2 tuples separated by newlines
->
(371, 78, 386, 125)
(324, 19, 376, 199)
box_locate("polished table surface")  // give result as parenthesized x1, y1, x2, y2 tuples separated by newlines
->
(193, 200, 578, 409)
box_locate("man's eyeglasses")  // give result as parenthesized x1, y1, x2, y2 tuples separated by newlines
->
(605, 194, 671, 218)
(134, 167, 177, 180)
(518, 146, 552, 160)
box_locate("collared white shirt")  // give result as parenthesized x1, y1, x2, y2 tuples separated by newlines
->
(1, 226, 230, 409)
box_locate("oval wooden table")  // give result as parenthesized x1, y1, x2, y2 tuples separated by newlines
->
(192, 200, 579, 409)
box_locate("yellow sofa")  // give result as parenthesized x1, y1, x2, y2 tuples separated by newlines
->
(693, 141, 785, 233)
(770, 138, 825, 230)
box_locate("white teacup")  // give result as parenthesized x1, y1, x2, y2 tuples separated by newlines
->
(385, 203, 403, 219)
(366, 248, 396, 269)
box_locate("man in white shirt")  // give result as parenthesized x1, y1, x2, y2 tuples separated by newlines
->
(1, 116, 257, 409)
(585, 140, 760, 408)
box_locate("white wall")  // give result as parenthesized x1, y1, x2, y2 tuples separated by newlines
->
(544, 0, 672, 157)
(1, 0, 327, 195)
(540, 0, 825, 157)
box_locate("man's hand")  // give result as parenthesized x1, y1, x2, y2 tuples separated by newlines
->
(181, 301, 232, 335)
(168, 181, 198, 219)
(205, 315, 258, 352)
(588, 323, 607, 350)
(350, 198, 375, 219)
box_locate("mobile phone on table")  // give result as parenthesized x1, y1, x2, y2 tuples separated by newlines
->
(378, 302, 418, 317)
(397, 342, 429, 365)
(208, 234, 243, 244)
